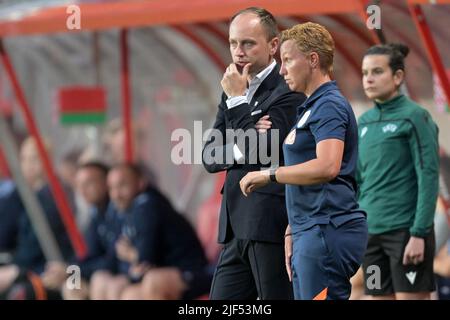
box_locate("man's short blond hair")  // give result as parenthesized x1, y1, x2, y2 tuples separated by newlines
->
(281, 22, 335, 75)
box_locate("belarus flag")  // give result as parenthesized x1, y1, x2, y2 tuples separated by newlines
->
(58, 86, 106, 125)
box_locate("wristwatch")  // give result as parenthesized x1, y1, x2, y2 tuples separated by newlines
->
(269, 167, 278, 183)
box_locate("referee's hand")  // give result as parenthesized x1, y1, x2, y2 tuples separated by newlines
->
(402, 236, 425, 265)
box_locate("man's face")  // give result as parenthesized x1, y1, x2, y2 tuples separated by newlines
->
(107, 168, 139, 212)
(75, 168, 108, 206)
(229, 13, 278, 76)
(20, 140, 44, 187)
(58, 162, 77, 190)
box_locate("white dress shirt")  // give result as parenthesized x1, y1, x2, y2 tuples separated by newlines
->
(225, 60, 277, 161)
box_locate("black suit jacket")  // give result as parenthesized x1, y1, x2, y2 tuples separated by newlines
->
(202, 64, 306, 244)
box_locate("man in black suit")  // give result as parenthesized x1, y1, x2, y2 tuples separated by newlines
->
(202, 7, 305, 299)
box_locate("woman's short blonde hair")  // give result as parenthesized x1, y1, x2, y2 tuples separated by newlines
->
(281, 22, 335, 75)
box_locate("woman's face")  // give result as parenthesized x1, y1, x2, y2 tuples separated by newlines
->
(362, 54, 403, 102)
(279, 39, 312, 94)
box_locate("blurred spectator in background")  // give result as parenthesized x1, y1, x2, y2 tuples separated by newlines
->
(56, 149, 94, 235)
(89, 164, 209, 300)
(127, 164, 212, 300)
(102, 118, 157, 186)
(57, 150, 82, 192)
(41, 161, 111, 299)
(0, 171, 22, 266)
(0, 137, 75, 298)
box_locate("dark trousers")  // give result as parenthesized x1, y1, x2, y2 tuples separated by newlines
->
(209, 237, 293, 300)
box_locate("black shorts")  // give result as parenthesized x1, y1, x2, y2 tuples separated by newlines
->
(362, 228, 435, 295)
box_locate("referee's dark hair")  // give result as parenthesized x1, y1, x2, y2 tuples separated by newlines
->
(364, 43, 410, 74)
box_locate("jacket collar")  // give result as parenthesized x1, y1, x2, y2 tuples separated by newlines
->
(249, 63, 282, 107)
(298, 80, 338, 115)
(375, 94, 405, 110)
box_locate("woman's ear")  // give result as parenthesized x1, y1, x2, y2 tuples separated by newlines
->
(393, 69, 405, 87)
(309, 52, 319, 69)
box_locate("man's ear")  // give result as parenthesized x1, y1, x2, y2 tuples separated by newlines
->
(269, 37, 279, 56)
(393, 69, 405, 87)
